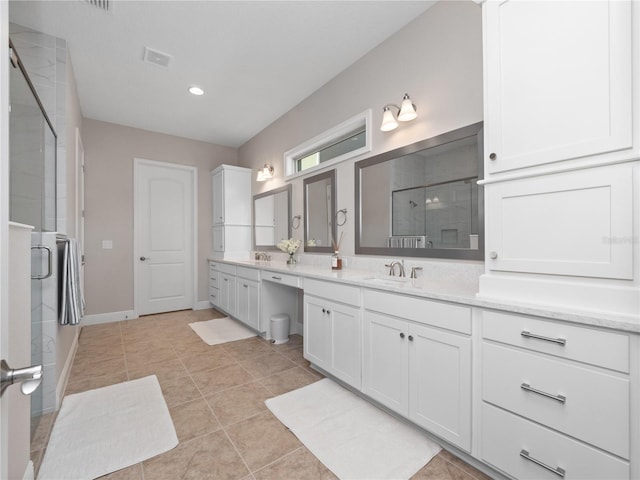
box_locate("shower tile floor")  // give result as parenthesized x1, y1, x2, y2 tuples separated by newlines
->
(31, 308, 493, 480)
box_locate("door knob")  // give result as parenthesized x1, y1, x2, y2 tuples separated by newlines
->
(139, 256, 150, 261)
(1, 359, 43, 396)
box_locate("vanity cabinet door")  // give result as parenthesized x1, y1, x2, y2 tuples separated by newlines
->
(483, 0, 635, 174)
(212, 170, 224, 225)
(303, 296, 329, 369)
(236, 278, 260, 331)
(303, 295, 362, 389)
(408, 323, 471, 452)
(362, 311, 409, 416)
(219, 273, 236, 316)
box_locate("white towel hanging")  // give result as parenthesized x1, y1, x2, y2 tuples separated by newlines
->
(59, 238, 85, 325)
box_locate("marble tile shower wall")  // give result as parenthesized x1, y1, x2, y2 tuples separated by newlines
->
(10, 23, 68, 414)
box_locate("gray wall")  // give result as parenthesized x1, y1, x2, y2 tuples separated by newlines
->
(238, 1, 483, 258)
(82, 119, 237, 315)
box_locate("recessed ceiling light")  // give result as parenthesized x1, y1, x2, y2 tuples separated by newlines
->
(188, 86, 204, 96)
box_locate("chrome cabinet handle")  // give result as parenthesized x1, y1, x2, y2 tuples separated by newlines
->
(519, 450, 566, 478)
(521, 383, 566, 404)
(31, 245, 52, 280)
(489, 251, 498, 259)
(271, 276, 282, 280)
(408, 335, 414, 341)
(521, 330, 566, 346)
(400, 332, 405, 339)
(489, 152, 497, 161)
(139, 256, 150, 261)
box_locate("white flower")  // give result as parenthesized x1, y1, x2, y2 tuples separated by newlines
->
(277, 238, 300, 255)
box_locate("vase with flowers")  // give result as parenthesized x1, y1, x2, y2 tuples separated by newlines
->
(277, 238, 301, 265)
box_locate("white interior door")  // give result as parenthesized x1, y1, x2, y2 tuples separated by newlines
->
(135, 159, 196, 316)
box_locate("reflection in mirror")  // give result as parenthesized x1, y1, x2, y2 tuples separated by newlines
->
(253, 184, 292, 250)
(356, 122, 483, 260)
(304, 170, 336, 253)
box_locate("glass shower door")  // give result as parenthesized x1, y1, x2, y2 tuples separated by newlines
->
(9, 43, 57, 439)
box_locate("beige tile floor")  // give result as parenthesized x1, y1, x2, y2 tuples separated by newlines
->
(31, 308, 493, 480)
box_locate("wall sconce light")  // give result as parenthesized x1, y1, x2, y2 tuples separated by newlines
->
(256, 164, 274, 181)
(380, 93, 418, 132)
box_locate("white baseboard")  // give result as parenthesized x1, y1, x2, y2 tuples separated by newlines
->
(55, 328, 79, 409)
(22, 461, 34, 480)
(82, 310, 138, 325)
(195, 300, 213, 310)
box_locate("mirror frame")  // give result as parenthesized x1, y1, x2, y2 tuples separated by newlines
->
(253, 184, 292, 251)
(304, 169, 336, 253)
(355, 122, 484, 261)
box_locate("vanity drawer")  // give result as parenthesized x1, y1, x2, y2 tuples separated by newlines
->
(263, 270, 300, 288)
(215, 262, 237, 276)
(236, 266, 260, 281)
(209, 269, 219, 288)
(363, 290, 471, 334)
(482, 342, 630, 458)
(209, 286, 219, 306)
(481, 403, 629, 480)
(304, 278, 360, 307)
(482, 310, 629, 373)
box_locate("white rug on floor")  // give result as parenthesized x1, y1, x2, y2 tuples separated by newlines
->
(189, 316, 256, 345)
(265, 378, 441, 480)
(37, 375, 178, 480)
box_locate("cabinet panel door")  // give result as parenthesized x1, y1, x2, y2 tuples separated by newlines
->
(362, 312, 409, 416)
(484, 0, 634, 173)
(212, 171, 224, 224)
(329, 303, 361, 389)
(486, 166, 633, 279)
(212, 227, 224, 252)
(409, 324, 471, 451)
(244, 280, 260, 331)
(304, 297, 328, 369)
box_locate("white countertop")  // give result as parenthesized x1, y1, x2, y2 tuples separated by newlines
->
(209, 257, 640, 334)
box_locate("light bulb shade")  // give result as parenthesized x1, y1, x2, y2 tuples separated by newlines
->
(398, 94, 417, 122)
(257, 164, 273, 181)
(256, 170, 265, 181)
(380, 107, 399, 132)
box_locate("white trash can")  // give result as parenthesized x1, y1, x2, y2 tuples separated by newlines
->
(270, 313, 290, 344)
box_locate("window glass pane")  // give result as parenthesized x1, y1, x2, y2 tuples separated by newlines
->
(294, 127, 365, 173)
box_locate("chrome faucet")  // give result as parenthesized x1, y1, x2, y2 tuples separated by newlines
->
(255, 252, 271, 261)
(385, 260, 405, 277)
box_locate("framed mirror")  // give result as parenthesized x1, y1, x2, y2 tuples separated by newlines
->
(355, 122, 484, 260)
(253, 184, 292, 250)
(304, 169, 336, 253)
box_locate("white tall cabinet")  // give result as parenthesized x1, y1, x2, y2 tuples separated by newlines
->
(211, 164, 252, 260)
(477, 1, 640, 478)
(478, 0, 640, 319)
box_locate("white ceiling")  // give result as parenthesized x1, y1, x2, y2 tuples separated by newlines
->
(9, 1, 436, 147)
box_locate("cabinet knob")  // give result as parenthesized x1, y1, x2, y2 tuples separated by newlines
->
(399, 332, 405, 339)
(326, 310, 330, 315)
(322, 308, 326, 313)
(489, 251, 498, 260)
(408, 335, 414, 342)
(489, 152, 497, 161)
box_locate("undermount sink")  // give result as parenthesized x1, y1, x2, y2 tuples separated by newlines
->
(360, 275, 410, 288)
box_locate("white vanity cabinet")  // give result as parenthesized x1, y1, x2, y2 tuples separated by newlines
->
(235, 266, 261, 331)
(211, 165, 252, 260)
(362, 290, 472, 451)
(482, 0, 638, 174)
(208, 261, 220, 307)
(480, 310, 635, 479)
(215, 263, 237, 317)
(303, 278, 362, 389)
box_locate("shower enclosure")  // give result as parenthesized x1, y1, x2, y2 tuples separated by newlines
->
(8, 41, 57, 438)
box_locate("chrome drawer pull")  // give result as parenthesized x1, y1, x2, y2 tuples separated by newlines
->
(521, 330, 566, 346)
(271, 276, 282, 280)
(521, 383, 566, 404)
(520, 450, 566, 478)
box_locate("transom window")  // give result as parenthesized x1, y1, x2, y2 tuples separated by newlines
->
(285, 110, 371, 179)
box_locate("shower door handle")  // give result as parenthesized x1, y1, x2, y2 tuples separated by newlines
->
(0, 359, 43, 396)
(31, 245, 52, 280)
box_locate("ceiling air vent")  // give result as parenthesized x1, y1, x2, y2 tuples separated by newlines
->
(143, 47, 173, 68)
(85, 0, 110, 12)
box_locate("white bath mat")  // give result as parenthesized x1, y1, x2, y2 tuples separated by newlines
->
(38, 375, 177, 480)
(265, 378, 441, 480)
(189, 316, 256, 345)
